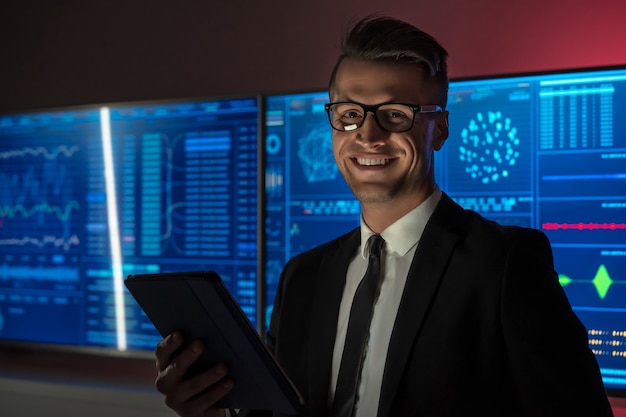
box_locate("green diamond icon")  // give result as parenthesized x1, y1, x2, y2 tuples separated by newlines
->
(559, 274, 573, 287)
(592, 264, 612, 299)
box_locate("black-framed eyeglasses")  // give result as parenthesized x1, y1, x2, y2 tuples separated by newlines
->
(324, 101, 443, 133)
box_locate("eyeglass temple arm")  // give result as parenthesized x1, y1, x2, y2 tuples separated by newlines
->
(418, 105, 443, 113)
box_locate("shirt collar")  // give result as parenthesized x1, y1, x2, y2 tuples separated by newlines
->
(360, 186, 442, 258)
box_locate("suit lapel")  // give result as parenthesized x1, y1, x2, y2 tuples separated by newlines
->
(377, 194, 464, 417)
(307, 229, 360, 416)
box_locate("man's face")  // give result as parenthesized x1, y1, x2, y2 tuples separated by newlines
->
(330, 58, 449, 208)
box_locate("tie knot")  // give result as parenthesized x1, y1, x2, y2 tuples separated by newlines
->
(367, 234, 384, 257)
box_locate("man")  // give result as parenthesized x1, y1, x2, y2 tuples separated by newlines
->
(154, 15, 614, 417)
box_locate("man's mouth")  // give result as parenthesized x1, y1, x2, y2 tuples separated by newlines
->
(355, 157, 390, 166)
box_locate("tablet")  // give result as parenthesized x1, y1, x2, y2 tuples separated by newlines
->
(124, 270, 303, 414)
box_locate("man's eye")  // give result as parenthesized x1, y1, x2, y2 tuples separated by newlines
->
(344, 111, 362, 119)
(385, 110, 409, 119)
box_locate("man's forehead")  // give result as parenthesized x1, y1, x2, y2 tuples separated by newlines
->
(331, 58, 434, 102)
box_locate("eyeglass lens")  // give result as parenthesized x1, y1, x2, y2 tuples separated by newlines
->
(327, 103, 416, 133)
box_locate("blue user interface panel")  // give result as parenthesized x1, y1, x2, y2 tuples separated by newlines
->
(264, 91, 360, 325)
(440, 68, 626, 390)
(264, 67, 626, 390)
(0, 97, 260, 351)
(0, 109, 114, 348)
(108, 98, 260, 350)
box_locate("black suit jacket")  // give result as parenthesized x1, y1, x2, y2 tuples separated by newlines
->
(245, 193, 613, 417)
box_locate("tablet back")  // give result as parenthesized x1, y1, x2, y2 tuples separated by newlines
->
(125, 270, 302, 414)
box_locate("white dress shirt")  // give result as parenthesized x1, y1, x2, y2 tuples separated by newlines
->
(329, 187, 442, 417)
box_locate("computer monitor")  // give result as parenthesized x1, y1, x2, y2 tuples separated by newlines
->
(263, 91, 360, 327)
(0, 96, 261, 352)
(442, 66, 626, 393)
(0, 107, 111, 349)
(106, 97, 261, 350)
(263, 66, 626, 392)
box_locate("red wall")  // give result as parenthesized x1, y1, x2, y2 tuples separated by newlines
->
(1, 0, 625, 113)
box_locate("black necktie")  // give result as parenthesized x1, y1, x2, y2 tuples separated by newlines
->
(332, 234, 385, 417)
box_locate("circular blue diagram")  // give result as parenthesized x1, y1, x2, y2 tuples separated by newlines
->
(266, 133, 281, 155)
(459, 111, 520, 184)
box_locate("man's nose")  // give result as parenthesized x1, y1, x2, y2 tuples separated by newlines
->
(356, 112, 387, 145)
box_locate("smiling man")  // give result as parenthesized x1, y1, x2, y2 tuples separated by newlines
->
(327, 57, 449, 232)
(153, 14, 614, 417)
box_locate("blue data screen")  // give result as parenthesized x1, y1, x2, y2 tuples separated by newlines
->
(0, 109, 114, 347)
(264, 67, 626, 390)
(263, 92, 360, 326)
(0, 97, 260, 351)
(440, 69, 626, 390)
(109, 98, 260, 350)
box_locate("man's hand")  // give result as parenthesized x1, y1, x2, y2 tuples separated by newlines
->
(155, 332, 235, 417)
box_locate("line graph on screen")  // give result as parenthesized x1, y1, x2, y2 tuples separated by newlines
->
(0, 144, 82, 281)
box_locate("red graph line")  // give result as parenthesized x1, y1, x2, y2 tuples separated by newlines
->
(542, 222, 626, 230)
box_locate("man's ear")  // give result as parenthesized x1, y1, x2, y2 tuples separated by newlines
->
(433, 110, 449, 151)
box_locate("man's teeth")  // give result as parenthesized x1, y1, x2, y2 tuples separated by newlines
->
(356, 158, 389, 166)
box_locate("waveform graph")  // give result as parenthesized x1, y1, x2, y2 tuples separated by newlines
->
(559, 264, 621, 299)
(0, 144, 80, 160)
(0, 141, 85, 263)
(545, 222, 626, 231)
(539, 198, 626, 246)
(555, 255, 626, 378)
(0, 109, 114, 347)
(0, 148, 82, 245)
(0, 140, 86, 293)
(552, 246, 626, 306)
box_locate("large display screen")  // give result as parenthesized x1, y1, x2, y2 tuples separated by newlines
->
(0, 108, 108, 348)
(441, 67, 626, 392)
(263, 66, 626, 392)
(263, 91, 360, 327)
(0, 96, 260, 352)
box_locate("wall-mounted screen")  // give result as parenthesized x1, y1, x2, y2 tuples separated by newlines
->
(263, 91, 360, 327)
(441, 66, 626, 392)
(109, 97, 260, 350)
(0, 96, 261, 352)
(263, 66, 626, 392)
(0, 108, 109, 349)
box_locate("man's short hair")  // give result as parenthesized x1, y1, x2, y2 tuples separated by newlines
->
(328, 14, 449, 107)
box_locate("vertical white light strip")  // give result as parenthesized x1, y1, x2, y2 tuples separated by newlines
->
(100, 106, 127, 351)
